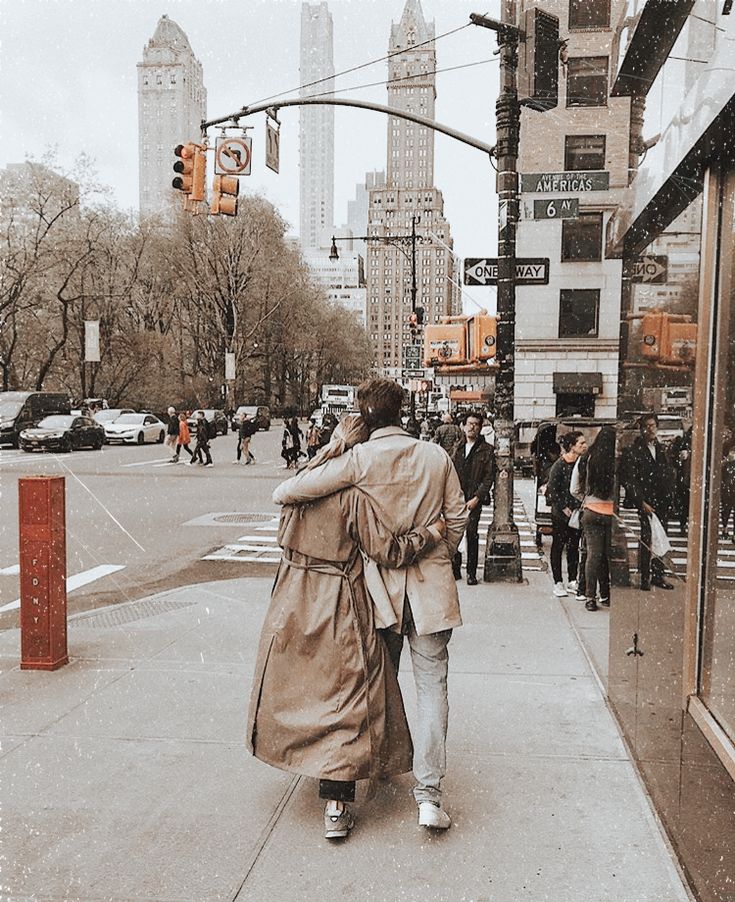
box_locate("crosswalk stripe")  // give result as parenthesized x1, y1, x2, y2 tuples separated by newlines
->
(0, 564, 125, 614)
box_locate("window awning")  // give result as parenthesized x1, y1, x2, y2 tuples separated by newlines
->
(553, 372, 603, 395)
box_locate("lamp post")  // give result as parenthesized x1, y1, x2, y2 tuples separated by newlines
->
(329, 215, 427, 416)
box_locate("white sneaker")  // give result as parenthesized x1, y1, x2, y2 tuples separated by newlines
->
(418, 802, 451, 830)
(553, 582, 568, 597)
(567, 580, 578, 593)
(575, 592, 586, 602)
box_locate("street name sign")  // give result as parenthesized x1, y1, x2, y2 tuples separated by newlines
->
(533, 198, 579, 219)
(463, 257, 550, 286)
(215, 137, 252, 176)
(402, 368, 425, 378)
(521, 171, 610, 193)
(632, 255, 668, 284)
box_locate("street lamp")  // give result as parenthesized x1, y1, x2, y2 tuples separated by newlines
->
(329, 215, 427, 415)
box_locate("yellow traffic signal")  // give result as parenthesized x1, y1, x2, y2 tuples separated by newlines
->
(172, 143, 196, 195)
(423, 323, 467, 366)
(471, 314, 497, 361)
(210, 174, 239, 216)
(641, 310, 697, 367)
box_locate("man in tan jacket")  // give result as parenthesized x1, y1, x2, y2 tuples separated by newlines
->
(273, 377, 467, 830)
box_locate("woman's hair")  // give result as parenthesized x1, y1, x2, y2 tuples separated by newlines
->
(357, 377, 404, 430)
(559, 430, 582, 453)
(586, 425, 617, 498)
(304, 414, 369, 470)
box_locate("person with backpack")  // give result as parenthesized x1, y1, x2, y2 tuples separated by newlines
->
(191, 410, 213, 467)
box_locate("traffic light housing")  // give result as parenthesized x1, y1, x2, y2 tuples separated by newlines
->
(415, 306, 425, 326)
(471, 314, 497, 362)
(518, 8, 560, 112)
(172, 143, 206, 204)
(423, 323, 468, 366)
(210, 174, 239, 216)
(641, 310, 697, 367)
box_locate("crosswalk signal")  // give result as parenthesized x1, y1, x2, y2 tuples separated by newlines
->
(409, 311, 418, 340)
(210, 174, 239, 216)
(518, 8, 560, 112)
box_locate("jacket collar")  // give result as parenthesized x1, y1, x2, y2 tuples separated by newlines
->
(369, 425, 408, 440)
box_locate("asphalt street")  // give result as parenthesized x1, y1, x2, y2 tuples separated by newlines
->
(0, 424, 287, 623)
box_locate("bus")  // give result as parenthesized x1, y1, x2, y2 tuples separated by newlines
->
(320, 384, 356, 417)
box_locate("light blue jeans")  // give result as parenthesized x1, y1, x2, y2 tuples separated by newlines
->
(383, 608, 452, 806)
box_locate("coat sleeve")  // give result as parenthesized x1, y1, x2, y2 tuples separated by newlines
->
(273, 451, 356, 505)
(443, 458, 469, 557)
(475, 447, 496, 502)
(546, 459, 564, 509)
(345, 490, 438, 568)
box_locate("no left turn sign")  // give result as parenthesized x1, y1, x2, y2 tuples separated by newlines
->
(215, 137, 252, 176)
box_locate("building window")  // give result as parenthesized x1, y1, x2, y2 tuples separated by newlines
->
(569, 0, 610, 29)
(561, 213, 604, 261)
(565, 135, 606, 171)
(566, 57, 608, 107)
(559, 289, 599, 337)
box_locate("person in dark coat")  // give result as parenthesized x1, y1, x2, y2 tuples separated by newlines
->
(623, 413, 675, 590)
(236, 414, 257, 464)
(546, 431, 585, 597)
(670, 424, 693, 534)
(450, 411, 496, 585)
(191, 411, 213, 466)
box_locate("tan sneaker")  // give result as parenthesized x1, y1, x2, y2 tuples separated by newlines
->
(324, 803, 355, 839)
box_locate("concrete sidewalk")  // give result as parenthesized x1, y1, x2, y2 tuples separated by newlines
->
(0, 572, 691, 902)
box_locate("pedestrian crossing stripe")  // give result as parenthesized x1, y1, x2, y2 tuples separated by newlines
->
(201, 492, 547, 571)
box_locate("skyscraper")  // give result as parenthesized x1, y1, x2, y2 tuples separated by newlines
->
(299, 3, 335, 250)
(137, 15, 206, 219)
(366, 0, 459, 378)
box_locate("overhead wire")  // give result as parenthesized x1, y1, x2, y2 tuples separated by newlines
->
(247, 15, 488, 108)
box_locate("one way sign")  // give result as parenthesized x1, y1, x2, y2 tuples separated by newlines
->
(464, 257, 550, 286)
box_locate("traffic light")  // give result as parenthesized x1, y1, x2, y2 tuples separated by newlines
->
(471, 314, 497, 362)
(415, 306, 425, 326)
(641, 311, 697, 366)
(423, 323, 467, 366)
(518, 8, 560, 112)
(408, 311, 418, 340)
(172, 143, 206, 204)
(172, 143, 196, 196)
(210, 174, 239, 216)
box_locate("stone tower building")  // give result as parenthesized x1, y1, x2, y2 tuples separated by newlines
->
(137, 15, 206, 219)
(366, 0, 459, 379)
(299, 2, 335, 250)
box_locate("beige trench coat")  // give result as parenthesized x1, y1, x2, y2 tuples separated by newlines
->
(247, 488, 436, 782)
(273, 426, 468, 636)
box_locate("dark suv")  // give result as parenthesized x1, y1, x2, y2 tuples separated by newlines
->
(0, 391, 71, 447)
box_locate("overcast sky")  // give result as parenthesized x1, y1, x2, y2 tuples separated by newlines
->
(1, 0, 500, 308)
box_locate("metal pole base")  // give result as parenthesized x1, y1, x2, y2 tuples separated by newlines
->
(484, 522, 523, 582)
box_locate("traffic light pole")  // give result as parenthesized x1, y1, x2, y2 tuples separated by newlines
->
(471, 6, 523, 582)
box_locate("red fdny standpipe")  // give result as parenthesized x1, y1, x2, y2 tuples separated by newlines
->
(19, 476, 68, 670)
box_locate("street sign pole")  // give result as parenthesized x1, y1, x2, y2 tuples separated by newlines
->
(471, 4, 523, 582)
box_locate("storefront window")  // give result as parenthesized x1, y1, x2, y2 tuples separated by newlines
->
(699, 170, 735, 742)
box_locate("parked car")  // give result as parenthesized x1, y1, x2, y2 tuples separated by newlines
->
(231, 405, 271, 432)
(93, 408, 136, 425)
(20, 415, 104, 453)
(0, 391, 71, 447)
(104, 413, 166, 445)
(187, 409, 229, 437)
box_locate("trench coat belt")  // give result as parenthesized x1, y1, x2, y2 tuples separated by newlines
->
(280, 548, 382, 782)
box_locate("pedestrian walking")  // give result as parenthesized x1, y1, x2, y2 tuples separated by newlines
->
(579, 425, 617, 611)
(164, 406, 180, 460)
(450, 411, 496, 585)
(173, 412, 193, 462)
(281, 423, 298, 469)
(250, 414, 446, 841)
(235, 413, 257, 465)
(404, 415, 421, 438)
(432, 412, 463, 453)
(274, 377, 468, 830)
(622, 414, 675, 590)
(191, 410, 213, 466)
(546, 431, 586, 597)
(306, 418, 321, 459)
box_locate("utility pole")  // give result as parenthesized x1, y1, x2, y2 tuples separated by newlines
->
(471, 4, 523, 582)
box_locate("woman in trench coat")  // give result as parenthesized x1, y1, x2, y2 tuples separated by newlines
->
(247, 415, 443, 840)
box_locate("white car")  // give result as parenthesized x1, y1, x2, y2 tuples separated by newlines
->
(104, 413, 166, 445)
(94, 408, 136, 425)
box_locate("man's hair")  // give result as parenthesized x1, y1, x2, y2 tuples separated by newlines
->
(559, 430, 582, 452)
(463, 411, 483, 427)
(639, 412, 659, 431)
(442, 412, 453, 423)
(357, 378, 404, 430)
